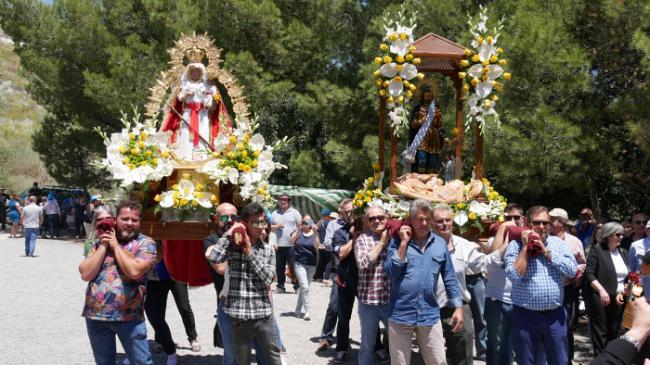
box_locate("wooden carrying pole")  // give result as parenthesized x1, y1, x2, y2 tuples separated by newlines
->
(454, 78, 464, 179)
(379, 96, 386, 173)
(474, 123, 484, 180)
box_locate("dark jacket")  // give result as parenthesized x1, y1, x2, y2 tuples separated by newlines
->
(585, 244, 629, 296)
(590, 338, 637, 365)
(332, 224, 358, 290)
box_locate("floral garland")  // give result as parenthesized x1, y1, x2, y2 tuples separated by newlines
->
(373, 6, 424, 134)
(451, 178, 507, 232)
(352, 176, 410, 219)
(458, 5, 511, 133)
(200, 117, 287, 205)
(97, 110, 174, 187)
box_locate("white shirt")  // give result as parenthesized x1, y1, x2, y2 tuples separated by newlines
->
(484, 237, 513, 304)
(437, 235, 502, 306)
(43, 200, 61, 215)
(610, 250, 629, 292)
(22, 204, 42, 229)
(271, 207, 302, 247)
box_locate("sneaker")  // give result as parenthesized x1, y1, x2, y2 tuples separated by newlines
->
(190, 339, 201, 352)
(333, 351, 347, 364)
(317, 339, 331, 351)
(303, 312, 311, 321)
(275, 287, 286, 293)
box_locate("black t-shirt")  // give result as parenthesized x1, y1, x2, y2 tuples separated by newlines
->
(203, 233, 225, 295)
(294, 233, 317, 266)
(621, 234, 647, 251)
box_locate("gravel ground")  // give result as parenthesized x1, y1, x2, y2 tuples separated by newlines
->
(0, 232, 594, 365)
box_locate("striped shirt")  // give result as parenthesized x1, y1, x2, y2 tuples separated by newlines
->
(208, 236, 276, 320)
(355, 232, 390, 305)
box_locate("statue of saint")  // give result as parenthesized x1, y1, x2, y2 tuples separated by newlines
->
(162, 53, 231, 161)
(407, 85, 444, 174)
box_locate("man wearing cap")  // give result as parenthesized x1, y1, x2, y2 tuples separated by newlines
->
(314, 208, 334, 282)
(549, 207, 586, 363)
(629, 221, 650, 302)
(271, 193, 302, 293)
(0, 187, 8, 232)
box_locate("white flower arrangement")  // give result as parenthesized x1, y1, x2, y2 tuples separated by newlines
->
(451, 178, 507, 232)
(97, 110, 174, 187)
(199, 117, 287, 205)
(154, 174, 217, 221)
(458, 5, 511, 132)
(373, 5, 424, 134)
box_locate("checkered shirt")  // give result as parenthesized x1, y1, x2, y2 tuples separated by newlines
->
(208, 236, 276, 320)
(504, 235, 577, 311)
(355, 232, 390, 305)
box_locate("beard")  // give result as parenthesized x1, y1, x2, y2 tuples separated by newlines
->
(117, 229, 137, 243)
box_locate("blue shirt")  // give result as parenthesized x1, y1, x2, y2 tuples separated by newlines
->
(385, 232, 462, 326)
(504, 236, 577, 311)
(294, 233, 317, 266)
(628, 237, 650, 301)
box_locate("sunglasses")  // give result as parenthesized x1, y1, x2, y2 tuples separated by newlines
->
(614, 233, 625, 238)
(504, 215, 521, 221)
(249, 219, 268, 228)
(530, 220, 550, 226)
(302, 220, 315, 226)
(219, 214, 238, 223)
(367, 215, 387, 223)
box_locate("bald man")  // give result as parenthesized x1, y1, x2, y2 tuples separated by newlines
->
(203, 203, 238, 295)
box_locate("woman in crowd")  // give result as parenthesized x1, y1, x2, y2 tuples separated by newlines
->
(585, 221, 630, 355)
(6, 193, 22, 238)
(291, 214, 319, 321)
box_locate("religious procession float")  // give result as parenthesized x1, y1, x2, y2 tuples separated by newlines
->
(96, 5, 511, 283)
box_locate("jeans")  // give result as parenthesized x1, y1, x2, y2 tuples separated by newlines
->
(294, 262, 316, 314)
(358, 302, 389, 365)
(46, 213, 59, 237)
(231, 315, 282, 365)
(511, 306, 568, 365)
(24, 227, 38, 256)
(485, 298, 513, 365)
(218, 301, 271, 365)
(85, 319, 153, 365)
(319, 276, 338, 342)
(275, 246, 297, 290)
(467, 274, 487, 356)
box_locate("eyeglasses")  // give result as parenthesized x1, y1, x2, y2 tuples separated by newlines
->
(530, 220, 550, 227)
(302, 220, 314, 226)
(250, 219, 268, 228)
(367, 215, 387, 223)
(504, 215, 521, 221)
(219, 214, 238, 223)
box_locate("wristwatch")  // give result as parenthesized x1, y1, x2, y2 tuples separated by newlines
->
(620, 334, 641, 351)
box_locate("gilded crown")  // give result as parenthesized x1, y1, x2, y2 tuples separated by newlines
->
(185, 46, 206, 64)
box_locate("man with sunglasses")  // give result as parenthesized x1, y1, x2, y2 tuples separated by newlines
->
(206, 202, 282, 365)
(504, 206, 577, 365)
(271, 193, 302, 293)
(622, 212, 647, 251)
(354, 206, 391, 365)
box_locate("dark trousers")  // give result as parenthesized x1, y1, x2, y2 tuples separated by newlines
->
(511, 305, 568, 365)
(144, 280, 177, 355)
(231, 315, 282, 365)
(0, 212, 6, 230)
(275, 246, 297, 290)
(314, 249, 331, 280)
(586, 292, 625, 355)
(441, 304, 474, 365)
(563, 285, 579, 363)
(320, 280, 338, 342)
(145, 279, 198, 344)
(46, 214, 59, 237)
(74, 217, 85, 238)
(335, 282, 356, 351)
(466, 274, 487, 357)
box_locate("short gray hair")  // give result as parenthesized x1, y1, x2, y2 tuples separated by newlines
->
(433, 203, 452, 217)
(409, 199, 433, 218)
(599, 222, 624, 243)
(365, 205, 386, 216)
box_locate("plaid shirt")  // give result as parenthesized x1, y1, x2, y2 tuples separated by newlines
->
(208, 236, 276, 320)
(355, 232, 390, 305)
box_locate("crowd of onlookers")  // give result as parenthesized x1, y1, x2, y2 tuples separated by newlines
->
(70, 190, 650, 365)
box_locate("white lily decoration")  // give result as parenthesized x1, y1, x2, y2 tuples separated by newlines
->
(454, 210, 469, 226)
